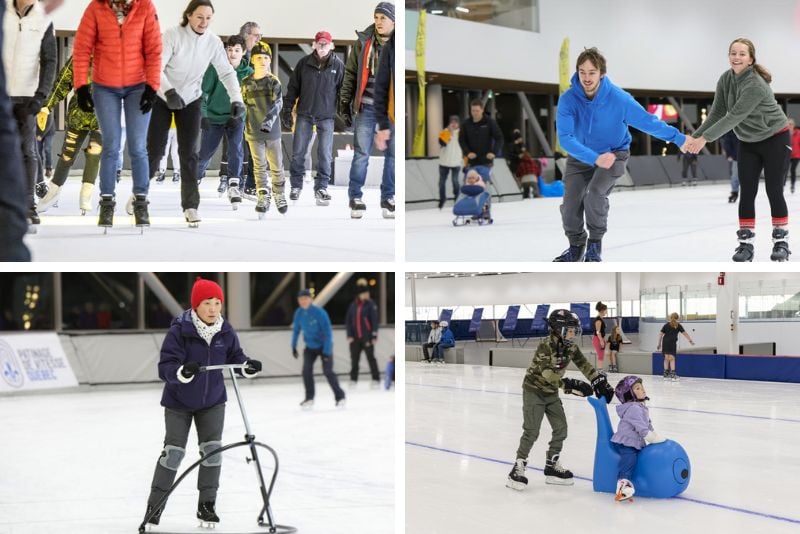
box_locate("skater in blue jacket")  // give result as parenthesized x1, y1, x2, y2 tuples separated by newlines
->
(145, 277, 262, 529)
(292, 289, 346, 408)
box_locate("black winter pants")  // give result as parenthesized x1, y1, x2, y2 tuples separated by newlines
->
(738, 130, 790, 224)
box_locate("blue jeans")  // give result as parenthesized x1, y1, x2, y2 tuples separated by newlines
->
(198, 119, 244, 179)
(614, 443, 639, 480)
(347, 104, 395, 201)
(730, 159, 740, 193)
(290, 115, 333, 191)
(439, 165, 460, 202)
(435, 342, 454, 359)
(93, 83, 151, 196)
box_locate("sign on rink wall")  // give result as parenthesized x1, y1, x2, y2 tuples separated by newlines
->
(0, 333, 78, 392)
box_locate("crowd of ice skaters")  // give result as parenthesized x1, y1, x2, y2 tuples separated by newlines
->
(7, 0, 395, 236)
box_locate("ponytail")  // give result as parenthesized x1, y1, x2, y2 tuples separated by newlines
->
(753, 63, 772, 84)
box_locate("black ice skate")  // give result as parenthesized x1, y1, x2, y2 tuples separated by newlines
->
(728, 191, 738, 203)
(506, 459, 528, 491)
(770, 228, 791, 262)
(184, 208, 201, 228)
(35, 180, 48, 199)
(732, 228, 755, 262)
(336, 397, 347, 408)
(381, 197, 395, 219)
(553, 243, 585, 262)
(144, 504, 163, 527)
(315, 188, 331, 206)
(98, 196, 115, 232)
(155, 171, 166, 183)
(217, 175, 228, 195)
(227, 178, 242, 210)
(290, 187, 301, 201)
(670, 370, 679, 382)
(544, 452, 574, 485)
(349, 198, 366, 219)
(255, 189, 271, 220)
(172, 172, 180, 183)
(197, 500, 219, 529)
(584, 240, 602, 262)
(242, 185, 257, 202)
(274, 189, 288, 214)
(132, 195, 150, 231)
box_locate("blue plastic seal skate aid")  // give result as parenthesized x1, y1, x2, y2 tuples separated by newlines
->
(587, 396, 691, 498)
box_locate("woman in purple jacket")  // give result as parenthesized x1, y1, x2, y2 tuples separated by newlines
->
(144, 278, 262, 528)
(610, 375, 666, 502)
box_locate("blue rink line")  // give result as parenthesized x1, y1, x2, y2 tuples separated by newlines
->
(406, 382, 800, 424)
(406, 441, 800, 526)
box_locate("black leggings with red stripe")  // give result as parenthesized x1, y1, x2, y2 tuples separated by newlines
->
(737, 130, 791, 226)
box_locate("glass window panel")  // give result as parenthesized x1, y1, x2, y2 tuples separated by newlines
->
(0, 273, 54, 331)
(407, 0, 540, 33)
(62, 273, 138, 330)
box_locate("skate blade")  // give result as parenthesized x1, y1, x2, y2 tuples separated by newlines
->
(316, 200, 330, 206)
(545, 476, 574, 486)
(506, 479, 527, 491)
(382, 209, 395, 219)
(198, 520, 218, 529)
(350, 210, 364, 219)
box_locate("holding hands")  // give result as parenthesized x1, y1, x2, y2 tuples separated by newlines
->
(595, 152, 616, 169)
(682, 136, 707, 154)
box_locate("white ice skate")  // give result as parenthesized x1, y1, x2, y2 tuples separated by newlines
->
(303, 170, 313, 184)
(79, 182, 94, 215)
(228, 179, 242, 210)
(615, 478, 635, 502)
(315, 188, 331, 206)
(37, 181, 61, 212)
(125, 193, 135, 216)
(380, 198, 395, 219)
(255, 189, 270, 220)
(184, 208, 201, 228)
(274, 190, 288, 214)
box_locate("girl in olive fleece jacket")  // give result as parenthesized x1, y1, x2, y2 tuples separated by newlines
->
(689, 38, 791, 262)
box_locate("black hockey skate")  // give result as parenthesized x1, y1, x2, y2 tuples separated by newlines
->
(155, 171, 166, 183)
(289, 187, 301, 201)
(732, 228, 755, 262)
(349, 198, 366, 219)
(98, 196, 115, 231)
(584, 240, 602, 262)
(217, 175, 228, 195)
(553, 243, 585, 262)
(506, 459, 528, 491)
(381, 197, 395, 219)
(544, 452, 574, 485)
(133, 195, 150, 230)
(770, 228, 791, 262)
(315, 188, 331, 206)
(728, 191, 738, 203)
(197, 500, 219, 528)
(144, 504, 163, 527)
(255, 189, 271, 220)
(35, 180, 48, 199)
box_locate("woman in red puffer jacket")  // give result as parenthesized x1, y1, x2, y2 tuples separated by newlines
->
(73, 0, 162, 230)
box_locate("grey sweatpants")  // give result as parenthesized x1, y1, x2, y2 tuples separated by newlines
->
(560, 151, 629, 245)
(148, 403, 225, 507)
(515, 388, 568, 460)
(248, 138, 286, 194)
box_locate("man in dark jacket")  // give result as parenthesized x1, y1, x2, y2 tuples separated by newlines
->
(3, 0, 57, 230)
(339, 2, 394, 219)
(283, 30, 344, 205)
(345, 279, 380, 386)
(372, 31, 394, 166)
(459, 99, 504, 177)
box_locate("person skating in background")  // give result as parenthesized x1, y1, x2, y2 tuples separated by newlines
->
(656, 312, 694, 381)
(4, 0, 57, 230)
(241, 42, 287, 218)
(677, 151, 698, 186)
(154, 115, 179, 183)
(593, 301, 608, 372)
(37, 55, 102, 215)
(291, 289, 346, 408)
(438, 115, 462, 209)
(506, 309, 614, 491)
(684, 38, 792, 262)
(610, 375, 666, 502)
(73, 0, 162, 230)
(339, 2, 395, 219)
(459, 99, 503, 182)
(346, 278, 380, 387)
(555, 47, 687, 262)
(720, 129, 739, 203)
(147, 0, 244, 228)
(607, 325, 623, 373)
(283, 30, 344, 206)
(515, 151, 542, 199)
(144, 277, 262, 529)
(35, 109, 54, 185)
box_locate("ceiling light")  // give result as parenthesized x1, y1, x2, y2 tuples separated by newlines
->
(455, 6, 470, 13)
(431, 9, 444, 14)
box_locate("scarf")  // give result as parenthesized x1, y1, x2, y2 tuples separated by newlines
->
(108, 0, 134, 25)
(191, 309, 224, 346)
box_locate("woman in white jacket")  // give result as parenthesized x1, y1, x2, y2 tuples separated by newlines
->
(422, 320, 441, 362)
(146, 0, 244, 226)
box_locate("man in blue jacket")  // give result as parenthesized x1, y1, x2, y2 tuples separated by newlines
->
(292, 289, 346, 408)
(555, 47, 688, 262)
(434, 320, 455, 363)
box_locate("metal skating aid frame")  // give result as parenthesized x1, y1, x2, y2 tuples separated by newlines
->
(138, 364, 297, 534)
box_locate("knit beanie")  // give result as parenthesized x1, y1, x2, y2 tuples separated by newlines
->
(251, 41, 272, 58)
(374, 1, 395, 21)
(191, 277, 224, 309)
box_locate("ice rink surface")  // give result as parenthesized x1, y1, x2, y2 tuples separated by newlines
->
(406, 182, 800, 262)
(1, 379, 394, 534)
(406, 362, 800, 534)
(25, 176, 394, 261)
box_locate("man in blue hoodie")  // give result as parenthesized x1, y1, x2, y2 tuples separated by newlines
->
(555, 47, 688, 262)
(292, 289, 346, 408)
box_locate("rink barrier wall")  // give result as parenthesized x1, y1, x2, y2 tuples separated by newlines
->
(651, 352, 800, 383)
(57, 328, 395, 385)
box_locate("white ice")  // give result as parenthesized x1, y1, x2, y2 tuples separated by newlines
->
(1, 378, 394, 534)
(25, 176, 394, 261)
(406, 182, 800, 262)
(406, 362, 800, 533)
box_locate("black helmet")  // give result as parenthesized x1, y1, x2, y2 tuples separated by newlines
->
(547, 309, 582, 344)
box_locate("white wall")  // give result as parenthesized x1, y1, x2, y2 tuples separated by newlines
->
(407, 0, 800, 94)
(640, 320, 799, 356)
(639, 272, 800, 288)
(50, 0, 381, 41)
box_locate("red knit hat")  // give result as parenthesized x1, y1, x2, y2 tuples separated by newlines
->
(191, 277, 224, 309)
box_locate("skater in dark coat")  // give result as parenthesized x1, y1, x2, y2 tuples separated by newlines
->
(145, 277, 262, 528)
(345, 278, 380, 386)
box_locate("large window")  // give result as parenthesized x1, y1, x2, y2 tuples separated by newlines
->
(739, 280, 800, 319)
(408, 1, 540, 32)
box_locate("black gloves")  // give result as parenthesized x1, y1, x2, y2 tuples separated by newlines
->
(180, 361, 200, 381)
(225, 116, 240, 129)
(230, 101, 245, 120)
(244, 359, 262, 376)
(76, 85, 94, 113)
(140, 84, 157, 113)
(201, 117, 211, 130)
(26, 95, 44, 116)
(591, 374, 614, 403)
(563, 377, 593, 397)
(337, 101, 352, 128)
(281, 111, 293, 131)
(292, 348, 299, 359)
(164, 88, 186, 110)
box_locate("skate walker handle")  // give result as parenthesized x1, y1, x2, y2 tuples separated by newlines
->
(199, 364, 247, 372)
